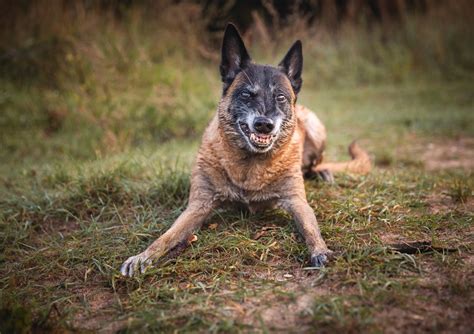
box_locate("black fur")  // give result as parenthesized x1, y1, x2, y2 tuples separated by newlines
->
(221, 23, 303, 96)
(220, 23, 251, 93)
(278, 40, 303, 94)
(219, 23, 305, 155)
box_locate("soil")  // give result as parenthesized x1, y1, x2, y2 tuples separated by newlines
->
(420, 137, 474, 171)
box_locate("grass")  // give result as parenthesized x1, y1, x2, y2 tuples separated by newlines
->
(1, 1, 473, 166)
(1, 80, 472, 333)
(1, 1, 473, 332)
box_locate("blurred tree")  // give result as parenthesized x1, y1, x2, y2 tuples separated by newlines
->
(0, 0, 431, 35)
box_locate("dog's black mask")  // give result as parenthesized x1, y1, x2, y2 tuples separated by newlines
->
(219, 23, 303, 154)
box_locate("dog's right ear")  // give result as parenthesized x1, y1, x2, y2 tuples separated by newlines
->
(220, 23, 251, 92)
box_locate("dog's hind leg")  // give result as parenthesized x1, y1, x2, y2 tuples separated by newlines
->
(296, 105, 334, 182)
(313, 169, 335, 183)
(121, 199, 215, 277)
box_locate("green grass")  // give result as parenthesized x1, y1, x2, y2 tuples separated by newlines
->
(1, 80, 472, 333)
(1, 2, 473, 332)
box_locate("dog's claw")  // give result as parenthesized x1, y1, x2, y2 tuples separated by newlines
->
(310, 250, 333, 267)
(120, 253, 152, 277)
(317, 169, 334, 183)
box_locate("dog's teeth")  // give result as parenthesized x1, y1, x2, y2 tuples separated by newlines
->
(249, 132, 273, 146)
(247, 131, 274, 147)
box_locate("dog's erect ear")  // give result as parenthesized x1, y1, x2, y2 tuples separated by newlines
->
(220, 23, 251, 92)
(278, 40, 303, 94)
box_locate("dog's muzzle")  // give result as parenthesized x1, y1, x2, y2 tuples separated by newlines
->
(238, 116, 279, 151)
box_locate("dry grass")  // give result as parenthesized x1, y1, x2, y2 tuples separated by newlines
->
(1, 82, 473, 332)
(0, 1, 473, 332)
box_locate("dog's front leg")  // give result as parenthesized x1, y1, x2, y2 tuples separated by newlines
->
(121, 200, 214, 276)
(280, 196, 332, 267)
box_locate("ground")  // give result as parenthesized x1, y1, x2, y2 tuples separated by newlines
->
(0, 81, 473, 333)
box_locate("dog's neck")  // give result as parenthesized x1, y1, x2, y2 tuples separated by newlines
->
(215, 116, 302, 191)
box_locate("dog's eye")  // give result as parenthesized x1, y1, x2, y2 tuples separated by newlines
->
(276, 94, 286, 103)
(241, 91, 251, 98)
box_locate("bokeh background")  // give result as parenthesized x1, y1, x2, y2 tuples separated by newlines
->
(1, 0, 472, 164)
(1, 1, 473, 333)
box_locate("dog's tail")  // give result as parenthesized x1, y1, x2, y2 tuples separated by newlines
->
(313, 141, 372, 175)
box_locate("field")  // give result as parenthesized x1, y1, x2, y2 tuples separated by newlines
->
(0, 2, 473, 333)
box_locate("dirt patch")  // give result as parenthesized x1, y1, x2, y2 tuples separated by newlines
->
(40, 218, 81, 238)
(421, 137, 474, 171)
(235, 268, 340, 332)
(425, 193, 474, 216)
(236, 253, 474, 333)
(376, 300, 472, 334)
(425, 193, 456, 214)
(379, 233, 409, 244)
(379, 255, 474, 334)
(258, 293, 315, 331)
(71, 288, 123, 333)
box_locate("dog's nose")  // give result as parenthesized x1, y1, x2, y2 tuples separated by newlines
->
(253, 117, 274, 134)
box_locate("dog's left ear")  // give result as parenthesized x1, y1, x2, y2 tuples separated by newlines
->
(278, 40, 303, 94)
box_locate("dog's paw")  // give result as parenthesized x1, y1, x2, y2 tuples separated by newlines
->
(316, 169, 334, 183)
(310, 249, 333, 267)
(120, 252, 152, 277)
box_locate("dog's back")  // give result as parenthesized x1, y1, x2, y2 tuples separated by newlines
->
(296, 105, 371, 179)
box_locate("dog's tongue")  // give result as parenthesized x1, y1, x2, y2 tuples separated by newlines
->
(250, 133, 271, 145)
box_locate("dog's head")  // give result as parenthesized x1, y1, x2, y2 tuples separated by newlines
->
(218, 23, 303, 154)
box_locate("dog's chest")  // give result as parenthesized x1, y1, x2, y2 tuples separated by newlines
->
(215, 182, 281, 205)
(213, 159, 291, 203)
(214, 173, 281, 205)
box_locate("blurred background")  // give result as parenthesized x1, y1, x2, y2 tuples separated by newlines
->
(0, 0, 473, 166)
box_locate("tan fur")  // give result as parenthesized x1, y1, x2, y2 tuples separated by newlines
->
(121, 74, 371, 276)
(314, 141, 372, 175)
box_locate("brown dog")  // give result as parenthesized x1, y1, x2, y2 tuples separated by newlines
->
(121, 23, 371, 276)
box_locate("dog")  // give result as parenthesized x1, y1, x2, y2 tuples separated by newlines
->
(121, 23, 371, 276)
